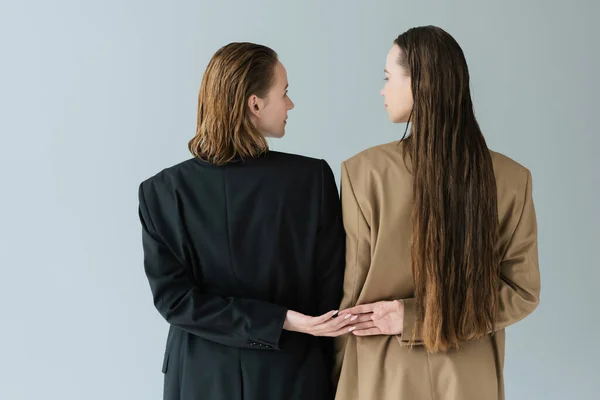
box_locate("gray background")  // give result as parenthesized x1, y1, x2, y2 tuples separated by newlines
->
(1, 0, 597, 399)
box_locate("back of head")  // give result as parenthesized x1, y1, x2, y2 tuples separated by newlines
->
(395, 26, 500, 352)
(188, 42, 278, 165)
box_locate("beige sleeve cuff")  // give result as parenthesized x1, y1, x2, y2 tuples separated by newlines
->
(399, 297, 423, 344)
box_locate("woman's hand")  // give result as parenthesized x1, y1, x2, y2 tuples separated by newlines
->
(340, 300, 405, 336)
(283, 309, 361, 337)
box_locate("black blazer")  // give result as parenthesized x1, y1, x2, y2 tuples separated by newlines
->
(138, 151, 345, 400)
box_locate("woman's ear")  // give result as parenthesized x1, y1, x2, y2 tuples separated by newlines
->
(248, 94, 261, 117)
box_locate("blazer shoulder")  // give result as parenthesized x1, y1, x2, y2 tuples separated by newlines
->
(270, 151, 327, 168)
(490, 150, 529, 173)
(343, 140, 405, 180)
(139, 158, 196, 200)
(345, 140, 398, 163)
(269, 151, 335, 180)
(490, 150, 532, 189)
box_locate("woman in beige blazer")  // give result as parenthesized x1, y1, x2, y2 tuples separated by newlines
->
(333, 26, 541, 400)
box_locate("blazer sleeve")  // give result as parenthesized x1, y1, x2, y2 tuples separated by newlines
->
(138, 181, 288, 350)
(493, 169, 541, 330)
(399, 169, 541, 344)
(313, 160, 346, 379)
(333, 161, 372, 381)
(314, 160, 345, 316)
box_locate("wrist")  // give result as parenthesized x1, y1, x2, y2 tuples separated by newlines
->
(283, 310, 301, 332)
(394, 299, 405, 331)
(394, 299, 404, 313)
(283, 310, 292, 331)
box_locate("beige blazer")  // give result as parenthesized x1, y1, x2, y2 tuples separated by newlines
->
(334, 141, 540, 400)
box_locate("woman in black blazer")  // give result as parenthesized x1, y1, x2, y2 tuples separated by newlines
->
(138, 42, 355, 400)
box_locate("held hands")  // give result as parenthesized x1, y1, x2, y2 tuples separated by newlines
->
(339, 300, 404, 336)
(283, 309, 359, 337)
(283, 300, 405, 337)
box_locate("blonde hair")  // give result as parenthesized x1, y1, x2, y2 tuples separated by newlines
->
(188, 42, 278, 165)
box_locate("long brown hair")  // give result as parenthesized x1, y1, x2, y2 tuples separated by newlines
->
(396, 26, 499, 352)
(188, 42, 278, 165)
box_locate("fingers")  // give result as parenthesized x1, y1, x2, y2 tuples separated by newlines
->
(318, 319, 380, 337)
(324, 313, 357, 330)
(311, 313, 358, 336)
(318, 315, 367, 337)
(303, 308, 377, 337)
(352, 327, 381, 336)
(312, 310, 339, 325)
(339, 303, 375, 316)
(349, 321, 376, 331)
(322, 325, 356, 337)
(351, 314, 373, 324)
